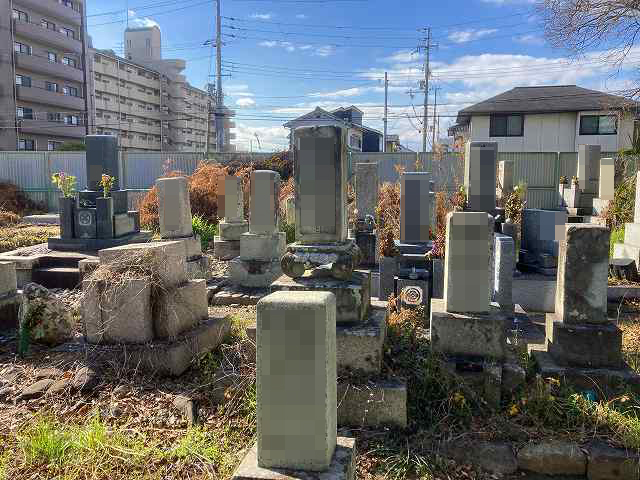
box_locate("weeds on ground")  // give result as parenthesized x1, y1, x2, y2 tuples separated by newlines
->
(0, 225, 59, 253)
(280, 220, 295, 244)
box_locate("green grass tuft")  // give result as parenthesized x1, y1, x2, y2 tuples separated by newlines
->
(192, 214, 218, 250)
(611, 226, 625, 258)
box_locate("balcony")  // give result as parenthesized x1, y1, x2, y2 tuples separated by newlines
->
(18, 0, 82, 26)
(17, 85, 85, 111)
(15, 53, 83, 83)
(14, 19, 82, 54)
(19, 118, 84, 138)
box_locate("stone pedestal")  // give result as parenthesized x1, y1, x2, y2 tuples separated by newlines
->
(214, 221, 249, 260)
(230, 232, 286, 287)
(58, 196, 75, 239)
(560, 184, 581, 209)
(96, 197, 114, 239)
(282, 241, 361, 281)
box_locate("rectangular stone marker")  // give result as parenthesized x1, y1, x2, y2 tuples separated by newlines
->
(599, 157, 615, 200)
(257, 291, 337, 471)
(464, 141, 498, 213)
(555, 224, 609, 324)
(498, 160, 514, 194)
(294, 126, 348, 243)
(355, 162, 378, 220)
(285, 196, 295, 225)
(157, 176, 193, 238)
(250, 170, 280, 235)
(400, 172, 431, 243)
(578, 144, 600, 194)
(220, 176, 244, 223)
(522, 209, 568, 257)
(86, 135, 120, 191)
(0, 261, 17, 297)
(494, 233, 515, 313)
(444, 211, 490, 313)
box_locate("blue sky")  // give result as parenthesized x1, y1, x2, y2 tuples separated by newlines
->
(86, 0, 639, 151)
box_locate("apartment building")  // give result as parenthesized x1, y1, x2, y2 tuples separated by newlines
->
(0, 0, 91, 151)
(90, 26, 235, 152)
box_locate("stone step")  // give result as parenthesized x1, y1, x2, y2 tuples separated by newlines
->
(337, 378, 407, 428)
(32, 267, 80, 290)
(38, 253, 92, 269)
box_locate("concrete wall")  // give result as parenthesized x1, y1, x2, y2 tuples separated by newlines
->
(470, 111, 634, 152)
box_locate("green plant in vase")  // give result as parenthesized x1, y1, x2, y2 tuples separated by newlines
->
(99, 174, 115, 198)
(51, 172, 77, 197)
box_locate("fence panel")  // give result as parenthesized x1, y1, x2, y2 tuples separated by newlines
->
(0, 152, 50, 209)
(122, 152, 205, 189)
(353, 152, 432, 184)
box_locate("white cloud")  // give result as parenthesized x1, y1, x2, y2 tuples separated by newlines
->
(233, 123, 290, 151)
(295, 14, 307, 19)
(251, 13, 273, 20)
(515, 34, 545, 45)
(127, 9, 160, 29)
(299, 45, 313, 51)
(309, 87, 365, 98)
(314, 45, 335, 57)
(236, 97, 256, 107)
(259, 41, 278, 48)
(447, 28, 498, 43)
(128, 9, 136, 18)
(226, 84, 254, 97)
(380, 50, 420, 64)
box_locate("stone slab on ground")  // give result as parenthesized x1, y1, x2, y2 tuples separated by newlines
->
(587, 441, 640, 480)
(48, 231, 152, 252)
(154, 279, 208, 339)
(430, 298, 507, 360)
(212, 285, 269, 306)
(270, 272, 370, 325)
(337, 379, 407, 428)
(517, 441, 586, 476)
(532, 350, 640, 399)
(231, 437, 356, 480)
(22, 214, 60, 225)
(442, 441, 517, 475)
(86, 316, 231, 376)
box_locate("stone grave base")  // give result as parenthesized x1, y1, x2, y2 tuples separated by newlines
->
(219, 221, 249, 241)
(0, 292, 20, 330)
(271, 272, 370, 325)
(48, 231, 152, 252)
(213, 237, 240, 260)
(337, 379, 407, 428)
(231, 437, 356, 480)
(282, 241, 362, 280)
(613, 242, 640, 271)
(85, 316, 230, 376)
(545, 314, 623, 369)
(394, 240, 431, 255)
(517, 249, 557, 276)
(336, 303, 386, 374)
(211, 284, 269, 306)
(229, 258, 282, 288)
(512, 273, 556, 312)
(186, 255, 210, 280)
(532, 350, 640, 399)
(354, 231, 376, 267)
(430, 299, 508, 360)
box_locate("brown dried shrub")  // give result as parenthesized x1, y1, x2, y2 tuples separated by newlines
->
(0, 210, 20, 227)
(376, 182, 401, 237)
(0, 181, 45, 215)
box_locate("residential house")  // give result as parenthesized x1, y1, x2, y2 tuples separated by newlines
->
(448, 85, 638, 153)
(284, 106, 383, 152)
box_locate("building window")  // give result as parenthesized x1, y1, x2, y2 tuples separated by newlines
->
(45, 82, 59, 92)
(58, 0, 74, 8)
(490, 114, 524, 137)
(64, 115, 79, 125)
(61, 27, 75, 39)
(62, 57, 77, 68)
(17, 107, 33, 119)
(14, 42, 31, 55)
(15, 75, 31, 87)
(12, 9, 28, 21)
(41, 19, 56, 30)
(63, 86, 78, 97)
(17, 139, 35, 151)
(579, 115, 618, 135)
(48, 140, 62, 151)
(47, 112, 62, 122)
(47, 52, 57, 63)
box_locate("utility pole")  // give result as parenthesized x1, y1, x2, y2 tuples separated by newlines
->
(383, 71, 388, 153)
(418, 28, 433, 153)
(431, 86, 440, 150)
(215, 0, 224, 152)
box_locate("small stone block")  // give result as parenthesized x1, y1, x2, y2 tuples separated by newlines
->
(220, 221, 249, 241)
(337, 380, 407, 428)
(156, 176, 194, 238)
(214, 237, 240, 260)
(154, 279, 208, 339)
(231, 437, 355, 480)
(430, 298, 507, 360)
(230, 258, 283, 288)
(609, 257, 639, 281)
(99, 240, 187, 289)
(336, 306, 386, 374)
(0, 261, 17, 297)
(113, 213, 136, 237)
(240, 232, 286, 261)
(256, 291, 337, 471)
(102, 278, 153, 344)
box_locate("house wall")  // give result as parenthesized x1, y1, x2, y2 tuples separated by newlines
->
(288, 118, 363, 151)
(470, 111, 635, 152)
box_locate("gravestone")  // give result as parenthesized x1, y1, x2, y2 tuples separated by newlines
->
(156, 176, 208, 279)
(280, 126, 360, 280)
(545, 224, 624, 369)
(400, 172, 431, 245)
(214, 176, 249, 260)
(285, 196, 295, 225)
(48, 135, 149, 251)
(354, 163, 378, 266)
(229, 171, 286, 287)
(592, 157, 615, 216)
(497, 160, 514, 201)
(494, 233, 515, 314)
(519, 209, 567, 275)
(578, 144, 600, 195)
(465, 141, 498, 213)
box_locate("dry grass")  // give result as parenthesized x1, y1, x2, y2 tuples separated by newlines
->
(0, 225, 59, 253)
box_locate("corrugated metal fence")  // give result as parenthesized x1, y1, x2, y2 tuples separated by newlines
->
(0, 150, 627, 212)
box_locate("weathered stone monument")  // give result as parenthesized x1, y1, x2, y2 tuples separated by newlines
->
(430, 211, 508, 407)
(82, 240, 229, 375)
(48, 135, 150, 251)
(465, 141, 498, 213)
(0, 261, 20, 330)
(578, 144, 600, 196)
(519, 209, 568, 275)
(497, 160, 514, 203)
(493, 233, 515, 314)
(592, 157, 615, 217)
(614, 172, 640, 270)
(214, 176, 249, 260)
(354, 162, 378, 267)
(231, 291, 356, 479)
(535, 224, 639, 393)
(156, 176, 209, 279)
(229, 170, 286, 287)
